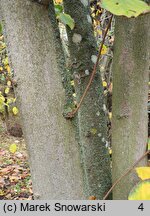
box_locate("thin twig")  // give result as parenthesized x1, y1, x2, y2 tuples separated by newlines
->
(103, 150, 150, 200)
(67, 14, 113, 118)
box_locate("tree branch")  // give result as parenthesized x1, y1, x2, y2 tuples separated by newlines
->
(66, 14, 113, 119)
(103, 150, 150, 200)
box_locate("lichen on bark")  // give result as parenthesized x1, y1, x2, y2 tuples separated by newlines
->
(63, 0, 111, 199)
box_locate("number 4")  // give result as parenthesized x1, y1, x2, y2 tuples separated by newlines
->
(138, 203, 144, 211)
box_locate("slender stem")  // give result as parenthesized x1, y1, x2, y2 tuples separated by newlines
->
(103, 150, 150, 200)
(67, 14, 113, 118)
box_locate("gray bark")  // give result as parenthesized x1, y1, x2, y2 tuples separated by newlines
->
(63, 0, 111, 199)
(0, 0, 85, 199)
(112, 14, 150, 199)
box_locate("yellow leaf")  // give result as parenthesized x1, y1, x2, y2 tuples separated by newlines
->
(108, 112, 112, 120)
(102, 81, 107, 87)
(2, 56, 8, 66)
(73, 93, 76, 98)
(0, 66, 3, 71)
(0, 35, 4, 40)
(109, 148, 112, 155)
(9, 144, 17, 154)
(103, 90, 108, 96)
(0, 189, 5, 196)
(90, 128, 97, 135)
(0, 95, 5, 103)
(148, 138, 150, 150)
(128, 180, 150, 200)
(93, 20, 97, 26)
(7, 98, 13, 104)
(136, 167, 150, 180)
(12, 107, 19, 115)
(55, 0, 62, 4)
(88, 196, 96, 200)
(70, 80, 74, 86)
(5, 87, 9, 94)
(0, 42, 6, 50)
(101, 45, 107, 55)
(97, 29, 102, 36)
(5, 65, 11, 73)
(7, 81, 11, 87)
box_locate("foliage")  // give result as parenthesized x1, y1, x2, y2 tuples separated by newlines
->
(128, 140, 150, 200)
(54, 3, 75, 29)
(57, 13, 75, 30)
(128, 180, 150, 200)
(12, 107, 19, 116)
(101, 0, 150, 17)
(128, 167, 150, 200)
(136, 167, 150, 180)
(0, 91, 6, 113)
(0, 148, 32, 200)
(0, 32, 18, 117)
(54, 4, 63, 16)
(148, 138, 150, 150)
(9, 143, 17, 154)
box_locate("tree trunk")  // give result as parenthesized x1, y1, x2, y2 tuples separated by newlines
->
(0, 0, 85, 199)
(112, 14, 150, 199)
(63, 0, 111, 199)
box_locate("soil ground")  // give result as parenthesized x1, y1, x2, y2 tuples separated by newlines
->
(0, 119, 33, 200)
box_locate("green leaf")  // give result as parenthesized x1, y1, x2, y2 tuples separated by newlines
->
(128, 180, 150, 200)
(54, 4, 63, 16)
(57, 13, 75, 30)
(0, 23, 2, 34)
(101, 0, 150, 18)
(0, 74, 5, 82)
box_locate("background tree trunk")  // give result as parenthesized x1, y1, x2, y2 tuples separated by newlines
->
(63, 0, 111, 199)
(112, 14, 150, 199)
(0, 0, 85, 199)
